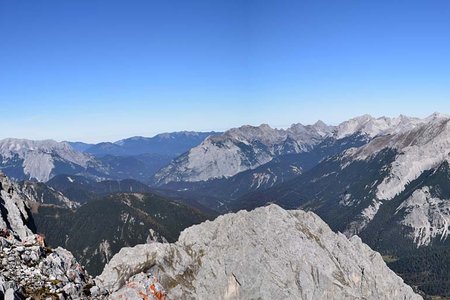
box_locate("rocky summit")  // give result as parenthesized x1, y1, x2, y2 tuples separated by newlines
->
(96, 204, 421, 300)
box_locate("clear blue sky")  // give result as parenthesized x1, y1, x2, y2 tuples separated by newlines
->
(1, 0, 450, 142)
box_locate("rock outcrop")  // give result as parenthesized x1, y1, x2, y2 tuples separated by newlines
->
(0, 172, 35, 241)
(97, 204, 422, 299)
(0, 236, 94, 299)
(0, 173, 95, 299)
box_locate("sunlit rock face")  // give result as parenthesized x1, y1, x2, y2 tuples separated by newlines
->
(97, 204, 421, 300)
(0, 172, 35, 241)
(154, 122, 334, 184)
(154, 114, 430, 185)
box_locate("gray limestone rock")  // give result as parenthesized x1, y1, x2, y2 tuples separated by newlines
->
(0, 173, 34, 241)
(0, 173, 96, 299)
(97, 204, 422, 300)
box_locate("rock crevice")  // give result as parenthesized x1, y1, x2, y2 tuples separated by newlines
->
(97, 204, 422, 300)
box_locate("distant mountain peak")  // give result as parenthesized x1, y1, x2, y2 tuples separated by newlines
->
(88, 131, 219, 157)
(0, 138, 93, 182)
(155, 121, 335, 184)
(333, 114, 426, 139)
(345, 116, 450, 204)
(313, 119, 328, 127)
(425, 111, 450, 121)
(154, 114, 450, 186)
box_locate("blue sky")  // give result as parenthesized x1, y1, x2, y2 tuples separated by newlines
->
(1, 0, 450, 142)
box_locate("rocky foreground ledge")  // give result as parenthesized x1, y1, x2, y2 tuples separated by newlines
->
(97, 204, 422, 300)
(0, 173, 96, 299)
(0, 232, 94, 299)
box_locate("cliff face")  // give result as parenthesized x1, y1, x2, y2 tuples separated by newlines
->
(0, 172, 35, 241)
(97, 204, 422, 300)
(0, 173, 94, 299)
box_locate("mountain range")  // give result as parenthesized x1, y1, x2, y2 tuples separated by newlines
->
(67, 131, 219, 157)
(229, 113, 450, 296)
(0, 131, 219, 183)
(3, 113, 450, 297)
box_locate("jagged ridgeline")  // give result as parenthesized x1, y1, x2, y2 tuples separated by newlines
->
(4, 113, 450, 298)
(151, 114, 443, 211)
(0, 131, 220, 184)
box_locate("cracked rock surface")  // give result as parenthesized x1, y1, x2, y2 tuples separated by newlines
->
(0, 172, 101, 299)
(0, 234, 96, 299)
(97, 204, 422, 300)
